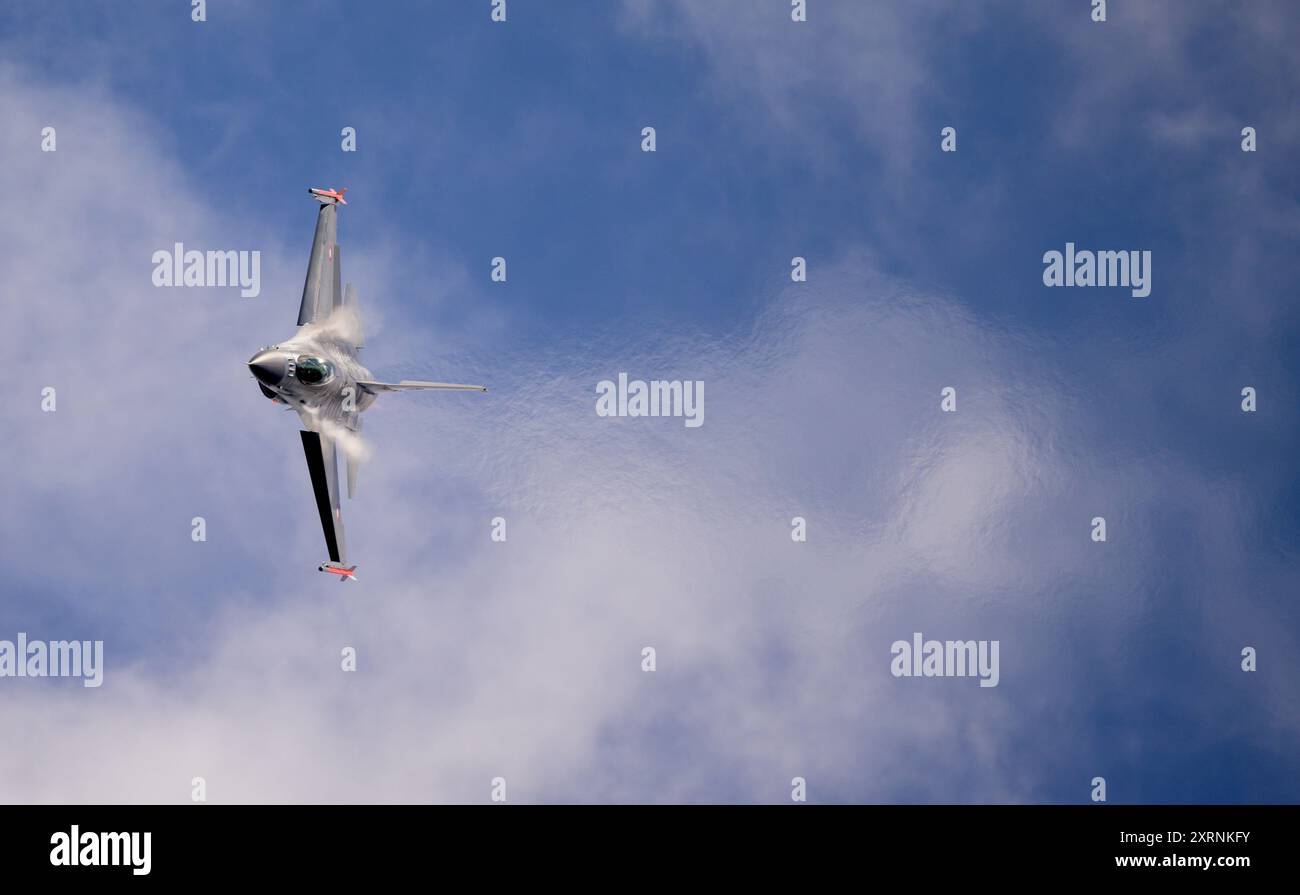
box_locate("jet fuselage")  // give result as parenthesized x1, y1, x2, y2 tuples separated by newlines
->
(248, 329, 375, 426)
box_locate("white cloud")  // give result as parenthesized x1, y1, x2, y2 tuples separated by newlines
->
(619, 0, 984, 176)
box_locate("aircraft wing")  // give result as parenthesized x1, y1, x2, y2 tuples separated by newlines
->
(298, 197, 346, 326)
(357, 380, 487, 393)
(300, 429, 347, 564)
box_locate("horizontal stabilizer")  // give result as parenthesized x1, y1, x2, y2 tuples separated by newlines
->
(357, 380, 487, 393)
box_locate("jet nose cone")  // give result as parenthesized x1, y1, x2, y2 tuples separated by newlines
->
(248, 350, 287, 387)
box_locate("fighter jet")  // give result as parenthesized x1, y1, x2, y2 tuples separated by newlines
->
(248, 188, 486, 581)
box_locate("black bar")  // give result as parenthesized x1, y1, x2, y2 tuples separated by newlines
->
(0, 805, 1287, 882)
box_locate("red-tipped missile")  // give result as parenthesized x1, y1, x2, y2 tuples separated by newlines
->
(319, 562, 358, 582)
(308, 187, 348, 205)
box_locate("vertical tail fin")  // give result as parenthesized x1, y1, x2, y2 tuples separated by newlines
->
(343, 282, 364, 347)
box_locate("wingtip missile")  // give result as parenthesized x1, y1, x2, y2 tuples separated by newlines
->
(308, 186, 349, 206)
(319, 562, 358, 582)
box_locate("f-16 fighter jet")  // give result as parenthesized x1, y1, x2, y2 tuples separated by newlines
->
(248, 188, 486, 580)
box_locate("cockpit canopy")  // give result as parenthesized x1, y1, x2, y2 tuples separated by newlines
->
(295, 355, 334, 386)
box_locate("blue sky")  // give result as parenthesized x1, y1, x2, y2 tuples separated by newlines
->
(0, 0, 1297, 803)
